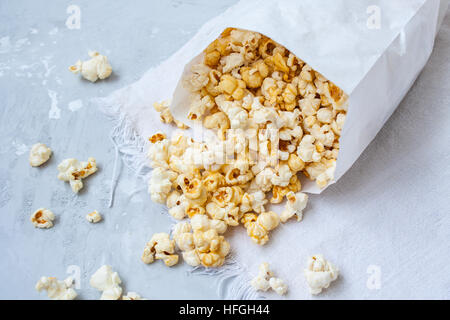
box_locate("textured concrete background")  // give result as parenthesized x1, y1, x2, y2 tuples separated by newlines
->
(0, 0, 238, 300)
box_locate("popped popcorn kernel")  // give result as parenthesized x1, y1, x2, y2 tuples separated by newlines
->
(304, 254, 339, 295)
(31, 208, 55, 229)
(29, 143, 52, 167)
(69, 51, 112, 82)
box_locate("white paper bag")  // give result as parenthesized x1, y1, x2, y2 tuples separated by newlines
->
(169, 0, 445, 193)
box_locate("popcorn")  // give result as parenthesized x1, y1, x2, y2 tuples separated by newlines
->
(251, 263, 288, 296)
(206, 202, 241, 226)
(280, 191, 308, 223)
(57, 157, 98, 193)
(154, 100, 187, 129)
(30, 208, 55, 229)
(269, 277, 288, 296)
(86, 210, 102, 223)
(203, 112, 230, 138)
(256, 211, 280, 231)
(194, 229, 230, 267)
(297, 135, 321, 163)
(181, 250, 200, 267)
(271, 164, 293, 187)
(191, 212, 228, 234)
(29, 143, 52, 167)
(215, 95, 248, 129)
(148, 133, 169, 169)
(316, 107, 334, 124)
(166, 191, 187, 220)
(315, 160, 336, 189)
(240, 191, 267, 214)
(148, 167, 177, 204)
(202, 171, 225, 192)
(35, 276, 77, 300)
(221, 52, 245, 73)
(251, 262, 273, 291)
(287, 153, 305, 173)
(188, 93, 215, 120)
(241, 213, 268, 245)
(304, 255, 339, 295)
(186, 64, 211, 91)
(69, 51, 112, 82)
(122, 292, 146, 300)
(251, 168, 275, 192)
(90, 265, 122, 300)
(310, 124, 335, 147)
(141, 233, 179, 267)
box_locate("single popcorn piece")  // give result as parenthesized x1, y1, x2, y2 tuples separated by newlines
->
(269, 277, 288, 296)
(86, 210, 102, 223)
(148, 167, 177, 204)
(251, 262, 288, 296)
(90, 265, 123, 300)
(304, 254, 339, 295)
(142, 232, 179, 267)
(69, 51, 112, 82)
(280, 191, 308, 223)
(35, 276, 77, 300)
(122, 292, 146, 300)
(57, 157, 98, 193)
(30, 208, 55, 229)
(154, 100, 188, 129)
(29, 143, 52, 167)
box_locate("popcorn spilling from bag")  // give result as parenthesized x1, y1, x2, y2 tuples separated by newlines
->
(144, 28, 347, 275)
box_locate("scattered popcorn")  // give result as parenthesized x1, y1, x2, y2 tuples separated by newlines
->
(86, 210, 102, 223)
(304, 254, 339, 295)
(90, 265, 123, 300)
(69, 51, 112, 82)
(29, 143, 52, 167)
(142, 233, 179, 267)
(30, 208, 55, 229)
(280, 191, 308, 223)
(251, 262, 288, 296)
(57, 157, 98, 193)
(36, 276, 77, 300)
(122, 292, 146, 300)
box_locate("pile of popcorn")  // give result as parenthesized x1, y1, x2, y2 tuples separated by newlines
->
(146, 28, 348, 269)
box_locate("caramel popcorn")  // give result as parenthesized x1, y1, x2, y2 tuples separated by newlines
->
(86, 210, 102, 223)
(142, 233, 179, 267)
(57, 157, 98, 193)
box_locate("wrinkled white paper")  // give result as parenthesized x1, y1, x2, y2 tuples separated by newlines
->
(170, 0, 443, 193)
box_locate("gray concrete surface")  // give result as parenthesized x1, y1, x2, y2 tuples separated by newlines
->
(0, 0, 239, 300)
